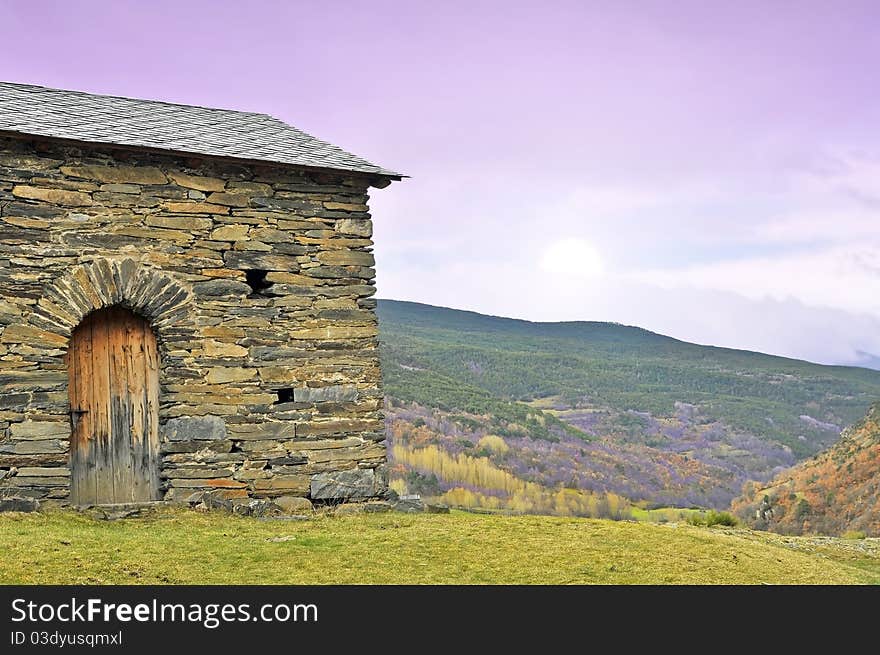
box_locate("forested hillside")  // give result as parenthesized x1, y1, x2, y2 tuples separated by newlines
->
(732, 403, 880, 536)
(378, 300, 880, 512)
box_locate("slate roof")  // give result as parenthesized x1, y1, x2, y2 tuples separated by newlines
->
(0, 82, 401, 178)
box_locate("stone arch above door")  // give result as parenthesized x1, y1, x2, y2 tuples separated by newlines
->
(28, 258, 194, 344)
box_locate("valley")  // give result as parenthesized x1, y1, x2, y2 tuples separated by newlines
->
(378, 300, 880, 517)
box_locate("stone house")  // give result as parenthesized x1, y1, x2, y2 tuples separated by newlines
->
(0, 82, 401, 509)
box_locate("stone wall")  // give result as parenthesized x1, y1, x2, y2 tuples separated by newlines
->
(0, 134, 387, 507)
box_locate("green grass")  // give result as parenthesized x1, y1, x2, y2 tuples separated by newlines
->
(629, 506, 704, 523)
(2, 508, 879, 584)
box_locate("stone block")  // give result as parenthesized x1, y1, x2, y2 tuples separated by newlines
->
(316, 250, 375, 267)
(12, 185, 92, 206)
(205, 367, 257, 384)
(232, 499, 283, 517)
(293, 385, 358, 404)
(393, 497, 425, 513)
(0, 440, 66, 454)
(0, 325, 68, 347)
(146, 215, 213, 231)
(296, 418, 382, 437)
(167, 171, 226, 192)
(253, 475, 310, 495)
(227, 421, 296, 440)
(310, 468, 383, 501)
(163, 201, 228, 215)
(207, 192, 250, 207)
(61, 164, 167, 185)
(323, 201, 368, 212)
(17, 467, 70, 477)
(288, 325, 377, 340)
(7, 476, 69, 487)
(163, 416, 227, 442)
(0, 497, 39, 512)
(210, 225, 249, 241)
(334, 218, 372, 237)
(193, 279, 252, 298)
(202, 340, 248, 357)
(100, 183, 140, 194)
(223, 251, 303, 271)
(8, 421, 69, 440)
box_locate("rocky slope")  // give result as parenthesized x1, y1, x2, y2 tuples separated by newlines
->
(732, 403, 880, 536)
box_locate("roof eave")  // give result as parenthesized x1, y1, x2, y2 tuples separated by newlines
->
(0, 129, 406, 187)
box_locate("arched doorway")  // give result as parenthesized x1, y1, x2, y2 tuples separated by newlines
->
(66, 306, 160, 504)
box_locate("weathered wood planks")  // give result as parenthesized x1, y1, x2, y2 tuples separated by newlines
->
(67, 307, 160, 504)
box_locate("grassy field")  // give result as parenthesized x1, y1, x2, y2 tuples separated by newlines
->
(628, 506, 705, 523)
(2, 509, 879, 584)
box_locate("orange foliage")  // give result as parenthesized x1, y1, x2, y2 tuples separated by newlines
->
(732, 403, 880, 536)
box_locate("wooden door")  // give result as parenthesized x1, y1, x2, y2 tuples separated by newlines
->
(66, 307, 160, 505)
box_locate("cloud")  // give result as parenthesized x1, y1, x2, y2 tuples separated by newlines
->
(634, 245, 880, 318)
(378, 252, 880, 367)
(748, 152, 880, 245)
(754, 210, 880, 244)
(791, 151, 880, 206)
(371, 142, 880, 367)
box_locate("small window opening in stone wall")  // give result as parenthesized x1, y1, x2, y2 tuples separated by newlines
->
(275, 388, 294, 404)
(245, 269, 272, 296)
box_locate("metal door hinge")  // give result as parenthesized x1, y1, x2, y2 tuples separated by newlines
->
(70, 408, 88, 430)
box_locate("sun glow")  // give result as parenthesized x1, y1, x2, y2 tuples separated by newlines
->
(539, 238, 605, 279)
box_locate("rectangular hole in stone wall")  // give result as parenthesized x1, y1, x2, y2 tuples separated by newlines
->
(245, 269, 272, 296)
(275, 388, 294, 404)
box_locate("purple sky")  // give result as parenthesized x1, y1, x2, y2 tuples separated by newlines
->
(5, 1, 880, 366)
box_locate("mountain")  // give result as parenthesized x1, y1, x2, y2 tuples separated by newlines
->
(731, 403, 880, 536)
(851, 350, 880, 371)
(377, 299, 880, 512)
